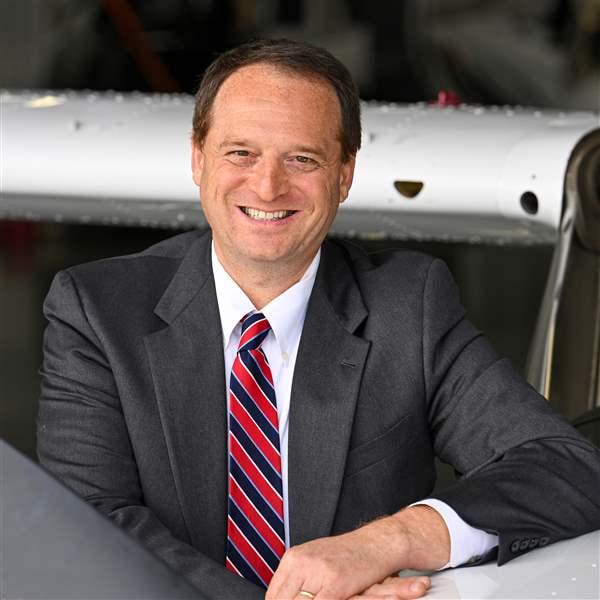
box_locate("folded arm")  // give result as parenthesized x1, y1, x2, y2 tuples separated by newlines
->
(269, 257, 600, 598)
(421, 259, 600, 564)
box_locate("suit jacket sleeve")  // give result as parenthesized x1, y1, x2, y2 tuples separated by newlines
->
(37, 270, 263, 600)
(421, 259, 600, 565)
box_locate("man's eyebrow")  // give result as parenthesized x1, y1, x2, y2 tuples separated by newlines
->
(218, 139, 252, 149)
(292, 145, 329, 159)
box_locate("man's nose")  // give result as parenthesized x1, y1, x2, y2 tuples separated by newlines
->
(250, 158, 290, 202)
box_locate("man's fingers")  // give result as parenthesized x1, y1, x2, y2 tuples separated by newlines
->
(350, 575, 431, 599)
(269, 569, 430, 600)
(267, 549, 323, 600)
(266, 568, 305, 600)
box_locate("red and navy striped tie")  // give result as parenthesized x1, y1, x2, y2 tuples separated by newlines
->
(225, 312, 285, 588)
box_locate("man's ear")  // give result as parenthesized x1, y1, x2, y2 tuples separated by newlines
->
(191, 139, 204, 186)
(339, 154, 356, 204)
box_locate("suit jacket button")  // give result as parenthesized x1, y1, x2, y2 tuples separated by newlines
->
(539, 537, 550, 547)
(519, 539, 530, 551)
(511, 540, 521, 553)
(529, 538, 539, 549)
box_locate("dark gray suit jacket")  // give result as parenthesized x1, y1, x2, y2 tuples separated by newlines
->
(38, 230, 600, 599)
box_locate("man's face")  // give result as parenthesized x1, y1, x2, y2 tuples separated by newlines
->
(192, 63, 355, 276)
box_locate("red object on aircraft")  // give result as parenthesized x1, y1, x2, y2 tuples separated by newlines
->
(433, 90, 461, 106)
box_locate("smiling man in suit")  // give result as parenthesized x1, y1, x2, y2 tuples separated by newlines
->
(38, 39, 600, 600)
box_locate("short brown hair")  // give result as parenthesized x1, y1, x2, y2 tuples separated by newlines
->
(192, 38, 361, 162)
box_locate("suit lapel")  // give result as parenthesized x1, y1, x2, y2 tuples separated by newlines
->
(289, 240, 371, 546)
(144, 235, 371, 553)
(144, 232, 228, 562)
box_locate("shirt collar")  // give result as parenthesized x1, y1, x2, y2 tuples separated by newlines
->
(211, 244, 320, 352)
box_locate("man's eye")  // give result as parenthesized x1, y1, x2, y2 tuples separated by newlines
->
(289, 156, 318, 170)
(226, 150, 254, 165)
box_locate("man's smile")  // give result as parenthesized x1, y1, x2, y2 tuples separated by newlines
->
(240, 207, 297, 221)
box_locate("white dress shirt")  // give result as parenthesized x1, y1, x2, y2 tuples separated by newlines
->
(211, 244, 498, 568)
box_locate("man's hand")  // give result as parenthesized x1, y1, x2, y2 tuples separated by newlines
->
(266, 505, 450, 600)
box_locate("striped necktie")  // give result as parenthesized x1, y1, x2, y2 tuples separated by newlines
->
(225, 312, 285, 588)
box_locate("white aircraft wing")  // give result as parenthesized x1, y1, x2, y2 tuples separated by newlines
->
(1, 90, 598, 244)
(425, 530, 600, 599)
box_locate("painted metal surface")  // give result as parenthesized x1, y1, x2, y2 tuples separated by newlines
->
(1, 439, 203, 599)
(2, 90, 598, 243)
(426, 531, 600, 599)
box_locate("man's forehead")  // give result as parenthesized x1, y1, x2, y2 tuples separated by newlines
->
(203, 63, 344, 155)
(214, 63, 339, 111)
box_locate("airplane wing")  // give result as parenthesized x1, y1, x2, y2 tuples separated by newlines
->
(1, 90, 598, 244)
(425, 529, 600, 599)
(1, 438, 203, 599)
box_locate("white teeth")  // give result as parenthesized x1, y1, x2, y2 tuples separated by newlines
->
(242, 207, 293, 221)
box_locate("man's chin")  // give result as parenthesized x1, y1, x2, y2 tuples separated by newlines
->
(239, 246, 312, 270)
(242, 251, 295, 265)
(217, 237, 316, 273)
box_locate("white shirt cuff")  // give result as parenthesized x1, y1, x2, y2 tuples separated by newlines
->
(411, 498, 498, 569)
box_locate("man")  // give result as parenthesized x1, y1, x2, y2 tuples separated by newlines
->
(38, 39, 600, 600)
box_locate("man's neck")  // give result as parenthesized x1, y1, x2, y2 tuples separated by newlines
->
(213, 249, 316, 310)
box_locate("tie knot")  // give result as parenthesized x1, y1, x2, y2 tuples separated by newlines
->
(238, 312, 271, 352)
